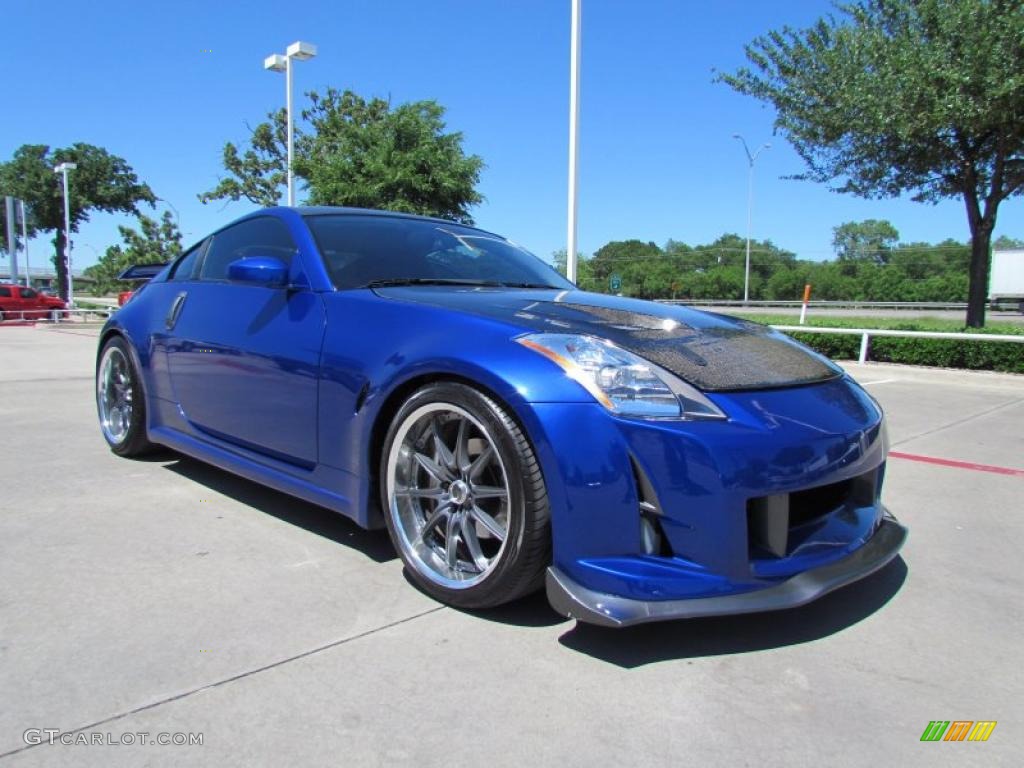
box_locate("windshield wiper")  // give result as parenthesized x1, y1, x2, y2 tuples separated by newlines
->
(496, 281, 562, 289)
(362, 278, 506, 289)
(363, 278, 560, 290)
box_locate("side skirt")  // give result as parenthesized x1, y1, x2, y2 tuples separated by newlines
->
(149, 425, 359, 524)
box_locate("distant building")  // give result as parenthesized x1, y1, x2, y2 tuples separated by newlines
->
(0, 265, 92, 290)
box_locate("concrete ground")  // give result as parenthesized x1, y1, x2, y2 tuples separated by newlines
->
(1, 324, 1021, 767)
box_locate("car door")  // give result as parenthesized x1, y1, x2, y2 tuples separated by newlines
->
(165, 216, 326, 468)
(9, 286, 35, 318)
(16, 287, 43, 318)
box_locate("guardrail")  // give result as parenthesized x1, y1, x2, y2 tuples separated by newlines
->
(660, 299, 972, 310)
(771, 324, 1024, 364)
(0, 307, 114, 323)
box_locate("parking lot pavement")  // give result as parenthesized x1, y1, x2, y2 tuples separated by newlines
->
(1, 325, 1020, 767)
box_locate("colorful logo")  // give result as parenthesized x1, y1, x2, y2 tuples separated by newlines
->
(920, 721, 997, 742)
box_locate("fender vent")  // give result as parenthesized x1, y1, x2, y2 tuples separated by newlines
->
(630, 457, 673, 557)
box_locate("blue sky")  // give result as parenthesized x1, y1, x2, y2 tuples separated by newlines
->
(3, 0, 1021, 270)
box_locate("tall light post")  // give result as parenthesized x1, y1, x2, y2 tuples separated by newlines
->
(156, 197, 181, 228)
(54, 162, 77, 306)
(566, 0, 581, 284)
(3, 197, 17, 284)
(156, 197, 190, 238)
(19, 200, 30, 287)
(732, 134, 770, 304)
(264, 41, 318, 207)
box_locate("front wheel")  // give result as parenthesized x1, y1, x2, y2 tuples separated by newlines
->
(380, 382, 551, 609)
(96, 336, 156, 457)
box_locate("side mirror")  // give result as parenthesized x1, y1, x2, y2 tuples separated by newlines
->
(227, 256, 289, 287)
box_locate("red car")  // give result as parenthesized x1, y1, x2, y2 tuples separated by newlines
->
(0, 284, 67, 320)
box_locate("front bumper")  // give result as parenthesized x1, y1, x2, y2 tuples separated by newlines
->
(546, 511, 907, 627)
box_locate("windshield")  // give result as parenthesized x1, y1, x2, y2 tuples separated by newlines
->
(304, 214, 573, 291)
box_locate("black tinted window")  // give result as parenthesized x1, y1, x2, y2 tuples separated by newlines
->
(0, 287, 10, 297)
(304, 215, 572, 291)
(201, 217, 297, 281)
(170, 240, 207, 281)
(21, 288, 37, 299)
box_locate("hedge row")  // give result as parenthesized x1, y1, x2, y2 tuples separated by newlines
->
(786, 331, 1024, 374)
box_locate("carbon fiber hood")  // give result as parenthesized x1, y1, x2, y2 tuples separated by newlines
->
(373, 287, 842, 392)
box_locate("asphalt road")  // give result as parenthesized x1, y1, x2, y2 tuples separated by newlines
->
(1, 325, 1021, 767)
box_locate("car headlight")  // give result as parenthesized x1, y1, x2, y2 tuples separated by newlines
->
(517, 333, 725, 420)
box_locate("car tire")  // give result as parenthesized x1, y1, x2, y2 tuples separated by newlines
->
(96, 336, 156, 457)
(380, 382, 551, 610)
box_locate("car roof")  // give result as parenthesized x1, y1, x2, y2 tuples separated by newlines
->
(194, 206, 508, 253)
(275, 206, 506, 241)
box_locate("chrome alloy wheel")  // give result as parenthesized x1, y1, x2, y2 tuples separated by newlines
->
(387, 403, 511, 589)
(97, 345, 134, 445)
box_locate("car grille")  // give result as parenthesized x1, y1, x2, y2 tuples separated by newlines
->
(746, 466, 882, 559)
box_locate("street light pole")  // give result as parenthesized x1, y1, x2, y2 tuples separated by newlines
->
(19, 200, 29, 287)
(54, 162, 77, 307)
(156, 197, 181, 229)
(732, 134, 770, 305)
(566, 0, 581, 284)
(264, 41, 317, 207)
(4, 197, 17, 284)
(286, 53, 294, 206)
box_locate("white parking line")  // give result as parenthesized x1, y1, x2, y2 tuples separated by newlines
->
(861, 378, 899, 386)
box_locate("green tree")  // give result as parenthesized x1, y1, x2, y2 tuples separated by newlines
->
(552, 249, 567, 276)
(0, 144, 154, 300)
(993, 234, 1024, 249)
(832, 219, 900, 264)
(719, 0, 1024, 327)
(689, 233, 795, 278)
(84, 211, 183, 295)
(765, 265, 812, 300)
(552, 249, 591, 283)
(201, 88, 484, 223)
(888, 239, 969, 282)
(589, 240, 662, 283)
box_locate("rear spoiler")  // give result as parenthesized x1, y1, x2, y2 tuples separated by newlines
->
(117, 263, 169, 283)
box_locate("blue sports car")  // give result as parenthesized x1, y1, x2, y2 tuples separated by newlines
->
(96, 207, 906, 627)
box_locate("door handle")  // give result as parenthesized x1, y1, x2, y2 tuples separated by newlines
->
(166, 291, 187, 330)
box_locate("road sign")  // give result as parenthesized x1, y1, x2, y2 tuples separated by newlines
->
(610, 274, 622, 292)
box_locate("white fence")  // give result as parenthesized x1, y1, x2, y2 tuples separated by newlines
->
(660, 299, 972, 310)
(0, 307, 115, 323)
(772, 324, 1024, 364)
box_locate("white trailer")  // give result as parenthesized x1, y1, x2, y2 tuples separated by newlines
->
(989, 249, 1024, 311)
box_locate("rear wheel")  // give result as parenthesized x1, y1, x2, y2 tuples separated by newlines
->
(380, 382, 550, 609)
(96, 336, 156, 457)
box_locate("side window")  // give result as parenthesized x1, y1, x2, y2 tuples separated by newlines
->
(201, 217, 297, 281)
(0, 287, 11, 297)
(20, 287, 37, 299)
(170, 240, 207, 282)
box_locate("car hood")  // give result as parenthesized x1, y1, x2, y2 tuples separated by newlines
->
(372, 287, 841, 392)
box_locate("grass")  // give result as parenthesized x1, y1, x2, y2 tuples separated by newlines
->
(73, 300, 108, 311)
(721, 312, 1024, 335)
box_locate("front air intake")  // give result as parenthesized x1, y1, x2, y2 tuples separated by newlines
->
(747, 468, 880, 559)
